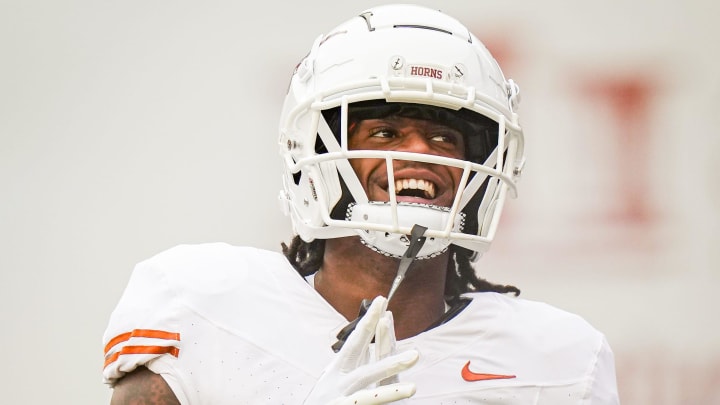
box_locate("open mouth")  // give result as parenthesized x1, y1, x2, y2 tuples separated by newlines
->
(394, 178, 436, 199)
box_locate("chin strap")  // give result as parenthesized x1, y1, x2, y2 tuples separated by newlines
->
(386, 225, 428, 301)
(332, 225, 428, 352)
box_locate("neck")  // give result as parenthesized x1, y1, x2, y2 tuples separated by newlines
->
(313, 236, 450, 340)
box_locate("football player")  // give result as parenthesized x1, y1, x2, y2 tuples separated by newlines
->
(103, 4, 620, 404)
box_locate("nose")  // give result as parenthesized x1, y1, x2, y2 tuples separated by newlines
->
(396, 131, 434, 154)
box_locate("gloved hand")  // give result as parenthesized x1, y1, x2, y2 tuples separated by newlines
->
(303, 296, 419, 405)
(375, 309, 400, 387)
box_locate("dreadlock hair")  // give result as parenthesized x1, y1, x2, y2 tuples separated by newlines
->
(281, 235, 520, 303)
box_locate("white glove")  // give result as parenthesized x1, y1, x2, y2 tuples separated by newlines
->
(375, 309, 400, 387)
(303, 296, 419, 405)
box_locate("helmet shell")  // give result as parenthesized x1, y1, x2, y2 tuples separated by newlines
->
(278, 4, 524, 259)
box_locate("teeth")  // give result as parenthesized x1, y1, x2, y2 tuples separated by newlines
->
(395, 178, 436, 199)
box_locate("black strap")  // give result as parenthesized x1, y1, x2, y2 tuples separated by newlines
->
(331, 225, 428, 352)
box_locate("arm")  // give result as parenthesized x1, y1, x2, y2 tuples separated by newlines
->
(110, 366, 180, 405)
(103, 250, 184, 404)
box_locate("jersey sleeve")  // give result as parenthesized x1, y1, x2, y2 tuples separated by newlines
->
(102, 249, 185, 387)
(588, 336, 621, 404)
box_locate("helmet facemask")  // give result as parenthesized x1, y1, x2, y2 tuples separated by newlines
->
(280, 97, 522, 260)
(322, 101, 498, 259)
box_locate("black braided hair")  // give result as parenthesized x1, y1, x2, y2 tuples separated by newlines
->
(445, 246, 520, 302)
(281, 235, 520, 302)
(280, 236, 325, 278)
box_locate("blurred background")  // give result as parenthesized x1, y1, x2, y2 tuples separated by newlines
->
(1, 0, 718, 403)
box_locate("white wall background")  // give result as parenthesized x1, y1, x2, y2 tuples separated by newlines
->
(1, 0, 718, 403)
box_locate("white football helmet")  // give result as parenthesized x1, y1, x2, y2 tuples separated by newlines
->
(278, 4, 524, 260)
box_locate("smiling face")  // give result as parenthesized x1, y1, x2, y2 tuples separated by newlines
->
(347, 116, 466, 208)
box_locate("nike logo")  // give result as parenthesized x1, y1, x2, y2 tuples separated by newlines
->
(461, 361, 516, 382)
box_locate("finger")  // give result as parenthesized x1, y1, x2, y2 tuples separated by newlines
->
(346, 349, 419, 393)
(337, 296, 387, 372)
(341, 383, 417, 405)
(375, 311, 396, 361)
(375, 311, 400, 385)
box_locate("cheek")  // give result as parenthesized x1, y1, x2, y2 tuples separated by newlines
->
(431, 142, 464, 161)
(348, 158, 385, 190)
(449, 166, 465, 191)
(348, 159, 370, 185)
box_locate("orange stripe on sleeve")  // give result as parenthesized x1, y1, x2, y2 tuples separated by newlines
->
(103, 345, 180, 368)
(104, 332, 132, 355)
(104, 352, 120, 368)
(104, 329, 181, 355)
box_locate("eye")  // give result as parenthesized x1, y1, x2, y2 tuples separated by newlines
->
(429, 131, 462, 145)
(368, 127, 398, 139)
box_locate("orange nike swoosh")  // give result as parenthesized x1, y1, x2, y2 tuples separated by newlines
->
(461, 361, 516, 382)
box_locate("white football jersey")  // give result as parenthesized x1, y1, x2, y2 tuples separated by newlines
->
(103, 243, 619, 404)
